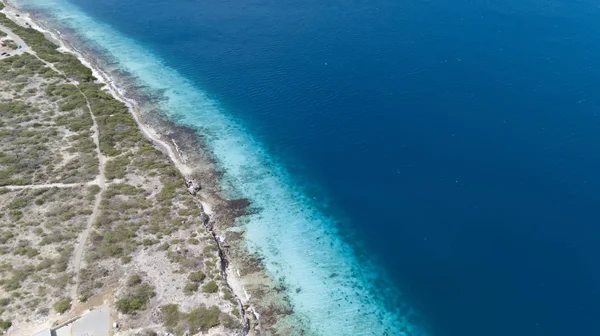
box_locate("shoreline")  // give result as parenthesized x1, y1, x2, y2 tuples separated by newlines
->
(0, 2, 425, 335)
(0, 1, 276, 334)
(0, 1, 313, 334)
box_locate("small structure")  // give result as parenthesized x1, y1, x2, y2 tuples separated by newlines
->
(32, 329, 52, 336)
(33, 305, 109, 336)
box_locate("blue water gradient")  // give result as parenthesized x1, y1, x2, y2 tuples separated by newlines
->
(13, 0, 600, 335)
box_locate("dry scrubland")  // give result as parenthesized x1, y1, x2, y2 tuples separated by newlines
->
(0, 4, 245, 335)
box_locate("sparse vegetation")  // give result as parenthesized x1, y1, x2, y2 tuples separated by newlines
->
(188, 271, 206, 283)
(127, 274, 142, 287)
(0, 13, 94, 82)
(53, 298, 71, 314)
(161, 304, 180, 329)
(104, 155, 130, 180)
(160, 304, 231, 333)
(186, 306, 221, 333)
(220, 312, 242, 329)
(115, 283, 155, 314)
(0, 319, 11, 331)
(183, 282, 198, 296)
(202, 281, 218, 293)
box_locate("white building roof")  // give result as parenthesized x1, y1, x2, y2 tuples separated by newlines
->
(32, 329, 52, 336)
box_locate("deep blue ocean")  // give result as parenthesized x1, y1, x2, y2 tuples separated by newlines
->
(16, 0, 600, 334)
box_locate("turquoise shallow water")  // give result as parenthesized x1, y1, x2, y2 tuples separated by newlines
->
(11, 0, 426, 334)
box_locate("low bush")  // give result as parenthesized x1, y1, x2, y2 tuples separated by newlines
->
(183, 282, 198, 296)
(53, 298, 71, 313)
(220, 313, 242, 329)
(127, 274, 142, 287)
(7, 197, 26, 209)
(104, 155, 130, 180)
(186, 306, 221, 333)
(202, 281, 218, 294)
(13, 246, 39, 257)
(160, 304, 224, 333)
(115, 283, 155, 314)
(142, 238, 157, 246)
(35, 259, 53, 271)
(160, 304, 180, 328)
(188, 271, 206, 283)
(0, 319, 11, 331)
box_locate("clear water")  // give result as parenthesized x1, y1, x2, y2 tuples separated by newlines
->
(13, 0, 600, 335)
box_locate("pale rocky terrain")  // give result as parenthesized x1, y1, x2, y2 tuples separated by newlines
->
(0, 4, 247, 335)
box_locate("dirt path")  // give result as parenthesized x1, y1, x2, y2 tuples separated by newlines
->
(70, 86, 106, 299)
(2, 182, 84, 190)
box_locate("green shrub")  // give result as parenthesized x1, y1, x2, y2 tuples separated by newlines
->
(116, 296, 145, 314)
(53, 298, 71, 313)
(142, 238, 157, 246)
(8, 210, 23, 221)
(186, 306, 221, 333)
(35, 259, 53, 271)
(223, 288, 232, 300)
(0, 231, 14, 244)
(104, 155, 130, 180)
(203, 245, 216, 253)
(87, 185, 101, 200)
(183, 282, 198, 296)
(220, 313, 241, 329)
(202, 281, 218, 293)
(160, 305, 225, 333)
(127, 274, 142, 287)
(115, 283, 155, 314)
(0, 319, 11, 331)
(160, 304, 180, 328)
(103, 183, 141, 198)
(7, 197, 26, 209)
(188, 271, 206, 283)
(4, 39, 17, 50)
(13, 246, 39, 257)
